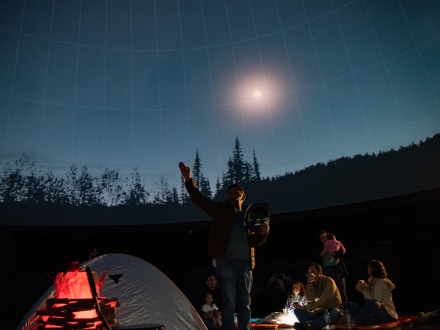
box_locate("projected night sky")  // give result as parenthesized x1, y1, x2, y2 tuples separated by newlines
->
(1, 0, 440, 218)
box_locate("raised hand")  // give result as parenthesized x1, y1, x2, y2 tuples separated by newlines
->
(178, 162, 191, 181)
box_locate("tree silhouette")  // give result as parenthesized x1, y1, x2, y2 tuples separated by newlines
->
(25, 171, 46, 202)
(224, 137, 254, 185)
(192, 150, 202, 187)
(1, 134, 439, 213)
(190, 150, 212, 198)
(125, 168, 148, 205)
(200, 174, 212, 199)
(64, 165, 99, 206)
(243, 160, 252, 182)
(252, 150, 261, 181)
(224, 157, 234, 186)
(180, 176, 189, 204)
(0, 156, 31, 202)
(215, 176, 222, 196)
(44, 171, 67, 204)
(152, 176, 180, 204)
(98, 168, 126, 206)
(169, 186, 179, 204)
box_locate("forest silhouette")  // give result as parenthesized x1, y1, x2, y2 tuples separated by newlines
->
(1, 134, 439, 226)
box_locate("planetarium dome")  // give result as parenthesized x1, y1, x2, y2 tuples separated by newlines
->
(1, 0, 440, 224)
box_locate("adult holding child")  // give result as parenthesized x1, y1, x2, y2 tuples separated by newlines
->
(315, 230, 348, 302)
(344, 260, 398, 326)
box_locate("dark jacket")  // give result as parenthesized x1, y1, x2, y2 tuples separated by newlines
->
(185, 178, 268, 269)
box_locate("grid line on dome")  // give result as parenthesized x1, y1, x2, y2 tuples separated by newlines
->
(362, 0, 408, 145)
(398, 1, 440, 116)
(331, 0, 373, 154)
(38, 0, 55, 164)
(273, 0, 309, 165)
(248, 0, 280, 174)
(4, 0, 26, 152)
(301, 0, 341, 159)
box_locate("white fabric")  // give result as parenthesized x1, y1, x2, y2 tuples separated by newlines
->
(260, 311, 299, 326)
(202, 303, 219, 313)
(17, 253, 207, 330)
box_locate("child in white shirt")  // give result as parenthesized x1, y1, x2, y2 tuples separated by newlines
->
(202, 291, 221, 326)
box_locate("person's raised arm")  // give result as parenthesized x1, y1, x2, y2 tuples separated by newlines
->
(179, 162, 191, 181)
(179, 162, 218, 216)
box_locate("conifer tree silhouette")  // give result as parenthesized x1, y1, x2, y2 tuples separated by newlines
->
(192, 150, 202, 187)
(180, 177, 189, 204)
(125, 168, 148, 205)
(191, 150, 212, 198)
(252, 150, 261, 181)
(224, 137, 250, 184)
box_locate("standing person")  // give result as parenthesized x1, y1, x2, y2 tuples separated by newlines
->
(344, 260, 398, 326)
(318, 231, 348, 302)
(179, 162, 270, 330)
(313, 230, 328, 264)
(293, 263, 342, 330)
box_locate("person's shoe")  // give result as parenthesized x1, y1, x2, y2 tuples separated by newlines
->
(303, 321, 318, 330)
(418, 312, 429, 323)
(364, 317, 376, 326)
(339, 314, 347, 324)
(293, 322, 305, 330)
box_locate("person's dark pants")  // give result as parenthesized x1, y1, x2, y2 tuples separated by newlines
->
(344, 300, 396, 325)
(294, 308, 341, 328)
(323, 265, 347, 302)
(202, 318, 215, 328)
(216, 258, 252, 330)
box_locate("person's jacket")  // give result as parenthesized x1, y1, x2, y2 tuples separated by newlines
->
(363, 277, 398, 320)
(305, 275, 342, 313)
(185, 178, 268, 269)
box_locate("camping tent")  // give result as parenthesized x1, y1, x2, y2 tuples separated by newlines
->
(16, 253, 207, 330)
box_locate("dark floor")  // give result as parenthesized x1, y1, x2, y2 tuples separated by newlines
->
(3, 274, 439, 330)
(245, 321, 440, 329)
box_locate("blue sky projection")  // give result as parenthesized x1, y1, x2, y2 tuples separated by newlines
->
(0, 0, 439, 202)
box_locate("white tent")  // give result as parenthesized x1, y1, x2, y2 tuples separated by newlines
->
(17, 253, 207, 330)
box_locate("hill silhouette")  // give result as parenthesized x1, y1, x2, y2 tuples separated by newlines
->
(1, 134, 439, 225)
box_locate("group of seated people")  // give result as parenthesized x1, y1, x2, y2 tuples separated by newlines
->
(196, 260, 399, 329)
(194, 230, 404, 329)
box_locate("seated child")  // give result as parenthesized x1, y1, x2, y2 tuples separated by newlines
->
(285, 280, 307, 313)
(201, 291, 221, 327)
(324, 232, 346, 263)
(260, 281, 307, 326)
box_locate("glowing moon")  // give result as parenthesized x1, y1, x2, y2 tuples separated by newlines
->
(253, 90, 261, 98)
